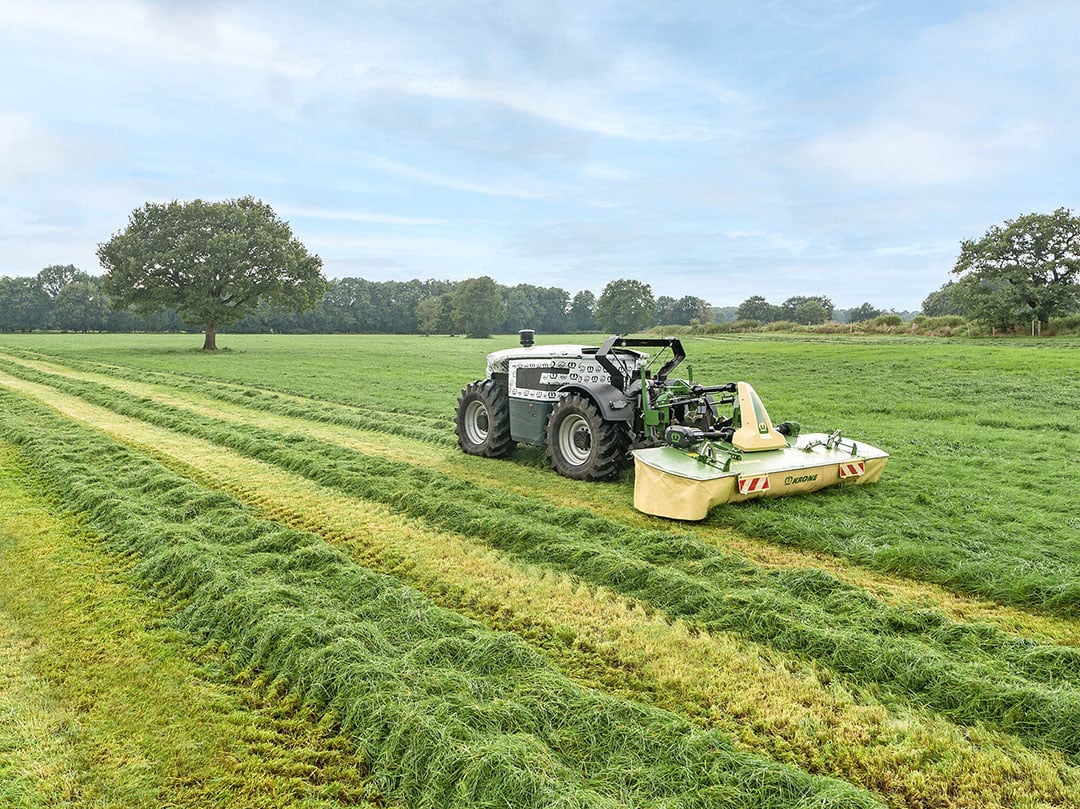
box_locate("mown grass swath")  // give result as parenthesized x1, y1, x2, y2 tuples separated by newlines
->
(0, 444, 381, 809)
(14, 368, 1078, 809)
(4, 335, 1078, 623)
(5, 360, 1080, 762)
(0, 389, 882, 809)
(686, 338, 1080, 608)
(0, 346, 454, 447)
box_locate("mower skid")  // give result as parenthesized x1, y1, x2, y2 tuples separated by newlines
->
(632, 433, 889, 521)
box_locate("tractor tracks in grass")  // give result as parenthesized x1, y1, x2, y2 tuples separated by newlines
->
(2, 368, 1080, 809)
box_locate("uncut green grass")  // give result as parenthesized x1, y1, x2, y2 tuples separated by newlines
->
(694, 337, 1080, 615)
(2, 333, 1077, 618)
(0, 389, 882, 809)
(5, 360, 1080, 762)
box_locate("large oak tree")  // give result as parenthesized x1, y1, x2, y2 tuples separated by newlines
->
(98, 197, 326, 350)
(951, 207, 1080, 329)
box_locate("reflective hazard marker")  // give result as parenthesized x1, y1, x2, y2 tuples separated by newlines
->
(839, 461, 865, 479)
(738, 474, 771, 495)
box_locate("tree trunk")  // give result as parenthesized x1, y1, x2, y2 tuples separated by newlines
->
(202, 323, 217, 351)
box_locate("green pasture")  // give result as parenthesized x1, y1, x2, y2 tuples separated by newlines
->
(4, 332, 1078, 614)
(1, 331, 1079, 808)
(0, 442, 381, 809)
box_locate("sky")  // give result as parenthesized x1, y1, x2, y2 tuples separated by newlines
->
(1, 1, 1078, 312)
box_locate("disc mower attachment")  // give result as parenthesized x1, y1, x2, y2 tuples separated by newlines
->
(633, 432, 889, 521)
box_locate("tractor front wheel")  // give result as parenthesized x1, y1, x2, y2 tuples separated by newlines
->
(456, 379, 516, 458)
(546, 393, 627, 480)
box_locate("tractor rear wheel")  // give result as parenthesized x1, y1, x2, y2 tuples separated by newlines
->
(456, 379, 516, 458)
(546, 393, 627, 480)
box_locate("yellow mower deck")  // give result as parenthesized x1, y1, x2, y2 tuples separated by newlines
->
(633, 433, 889, 521)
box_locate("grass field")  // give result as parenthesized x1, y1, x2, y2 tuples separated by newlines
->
(0, 332, 1078, 808)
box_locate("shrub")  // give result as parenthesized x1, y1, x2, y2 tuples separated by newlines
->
(693, 320, 761, 334)
(909, 315, 972, 337)
(869, 314, 904, 330)
(1045, 314, 1080, 336)
(762, 320, 798, 332)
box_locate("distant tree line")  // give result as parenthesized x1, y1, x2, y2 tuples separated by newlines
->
(738, 210, 1080, 333)
(8, 205, 1077, 339)
(0, 265, 713, 337)
(733, 295, 907, 325)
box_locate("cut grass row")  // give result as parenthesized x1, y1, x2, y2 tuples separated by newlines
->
(0, 389, 881, 809)
(6, 348, 1079, 652)
(4, 359, 1080, 762)
(0, 443, 382, 809)
(9, 371, 1077, 809)
(5, 339, 1079, 621)
(0, 346, 455, 447)
(0, 349, 671, 528)
(675, 339, 1080, 611)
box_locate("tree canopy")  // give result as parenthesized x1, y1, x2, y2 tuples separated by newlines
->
(846, 302, 883, 322)
(595, 279, 656, 334)
(450, 276, 506, 338)
(0, 277, 48, 332)
(736, 295, 781, 324)
(569, 290, 597, 332)
(656, 295, 712, 326)
(921, 282, 967, 318)
(951, 207, 1080, 329)
(97, 197, 326, 349)
(37, 264, 86, 299)
(781, 295, 834, 322)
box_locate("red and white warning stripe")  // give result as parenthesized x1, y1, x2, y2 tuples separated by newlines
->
(838, 461, 865, 479)
(737, 474, 771, 495)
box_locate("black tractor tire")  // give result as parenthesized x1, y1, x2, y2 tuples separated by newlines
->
(545, 393, 628, 481)
(456, 379, 516, 458)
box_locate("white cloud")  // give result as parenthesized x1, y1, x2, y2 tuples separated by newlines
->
(799, 121, 1032, 188)
(0, 1, 282, 73)
(871, 242, 955, 258)
(764, 0, 878, 31)
(313, 232, 499, 280)
(720, 228, 816, 256)
(366, 156, 559, 201)
(277, 205, 443, 227)
(502, 219, 653, 258)
(582, 163, 634, 182)
(793, 2, 1071, 190)
(2, 0, 1079, 313)
(0, 115, 66, 182)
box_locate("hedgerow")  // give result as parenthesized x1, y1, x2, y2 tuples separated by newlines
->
(0, 389, 882, 809)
